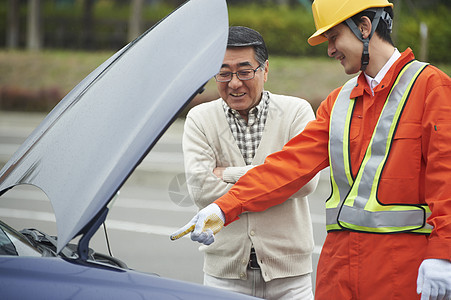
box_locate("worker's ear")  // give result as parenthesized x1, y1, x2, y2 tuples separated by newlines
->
(359, 16, 372, 39)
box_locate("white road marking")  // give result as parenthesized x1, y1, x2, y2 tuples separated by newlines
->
(0, 207, 325, 254)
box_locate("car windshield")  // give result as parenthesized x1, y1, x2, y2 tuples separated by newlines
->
(0, 220, 41, 257)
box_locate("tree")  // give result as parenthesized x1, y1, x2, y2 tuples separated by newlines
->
(81, 0, 95, 49)
(6, 0, 20, 49)
(27, 0, 42, 51)
(128, 0, 144, 42)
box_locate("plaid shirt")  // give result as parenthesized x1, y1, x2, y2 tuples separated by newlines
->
(222, 91, 270, 165)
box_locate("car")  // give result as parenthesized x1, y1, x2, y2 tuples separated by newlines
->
(0, 0, 258, 299)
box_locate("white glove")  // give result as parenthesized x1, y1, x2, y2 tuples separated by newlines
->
(170, 203, 225, 245)
(417, 258, 451, 300)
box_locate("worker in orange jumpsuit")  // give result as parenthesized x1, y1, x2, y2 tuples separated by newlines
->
(171, 0, 451, 299)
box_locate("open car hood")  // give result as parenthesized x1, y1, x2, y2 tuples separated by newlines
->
(0, 0, 228, 254)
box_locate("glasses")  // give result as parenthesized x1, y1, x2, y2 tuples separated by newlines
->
(214, 65, 262, 82)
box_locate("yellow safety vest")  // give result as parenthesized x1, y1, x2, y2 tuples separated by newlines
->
(327, 60, 432, 234)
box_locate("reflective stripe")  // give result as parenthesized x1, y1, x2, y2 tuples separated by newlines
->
(327, 77, 356, 227)
(327, 60, 432, 234)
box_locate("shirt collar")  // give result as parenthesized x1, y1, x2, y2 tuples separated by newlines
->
(223, 91, 269, 121)
(364, 48, 401, 95)
(350, 48, 415, 99)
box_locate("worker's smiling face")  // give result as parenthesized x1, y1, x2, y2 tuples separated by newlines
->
(324, 23, 364, 75)
(216, 47, 268, 119)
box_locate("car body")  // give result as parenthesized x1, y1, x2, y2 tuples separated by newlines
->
(0, 0, 257, 299)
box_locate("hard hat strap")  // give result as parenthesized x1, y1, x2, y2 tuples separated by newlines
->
(345, 8, 384, 71)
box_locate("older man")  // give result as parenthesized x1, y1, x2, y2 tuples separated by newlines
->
(179, 26, 318, 299)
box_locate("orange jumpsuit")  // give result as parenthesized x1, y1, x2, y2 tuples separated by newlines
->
(215, 49, 451, 299)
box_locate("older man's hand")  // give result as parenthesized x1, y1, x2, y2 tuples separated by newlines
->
(170, 203, 225, 245)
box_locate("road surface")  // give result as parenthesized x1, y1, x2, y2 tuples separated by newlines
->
(0, 111, 330, 290)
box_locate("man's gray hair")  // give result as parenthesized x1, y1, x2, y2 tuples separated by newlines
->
(227, 26, 268, 66)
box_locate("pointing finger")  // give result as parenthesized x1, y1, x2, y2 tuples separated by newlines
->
(170, 223, 195, 241)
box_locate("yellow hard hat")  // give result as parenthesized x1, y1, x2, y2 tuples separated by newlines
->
(308, 0, 393, 46)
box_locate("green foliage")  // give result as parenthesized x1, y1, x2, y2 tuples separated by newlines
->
(228, 4, 327, 57)
(0, 1, 449, 63)
(396, 4, 451, 63)
(227, 3, 450, 63)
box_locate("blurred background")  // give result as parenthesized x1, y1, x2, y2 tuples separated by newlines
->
(0, 0, 450, 290)
(0, 0, 450, 114)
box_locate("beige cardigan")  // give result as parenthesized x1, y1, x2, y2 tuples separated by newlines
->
(183, 92, 319, 282)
